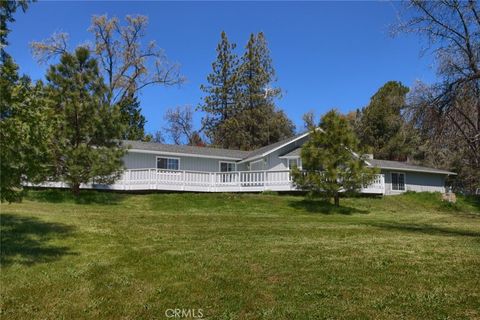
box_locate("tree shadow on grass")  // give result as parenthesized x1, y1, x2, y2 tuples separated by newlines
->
(365, 221, 480, 238)
(1, 214, 76, 267)
(26, 188, 126, 205)
(289, 199, 369, 215)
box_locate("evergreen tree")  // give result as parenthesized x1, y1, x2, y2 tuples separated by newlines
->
(45, 47, 125, 195)
(0, 57, 54, 202)
(199, 32, 294, 150)
(355, 81, 418, 161)
(292, 110, 378, 207)
(199, 31, 239, 146)
(0, 0, 31, 60)
(226, 32, 294, 150)
(118, 93, 146, 140)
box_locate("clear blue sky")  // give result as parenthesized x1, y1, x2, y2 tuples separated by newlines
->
(9, 1, 436, 137)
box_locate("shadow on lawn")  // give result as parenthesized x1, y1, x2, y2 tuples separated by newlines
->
(1, 214, 76, 267)
(289, 199, 369, 215)
(367, 222, 480, 238)
(26, 189, 126, 205)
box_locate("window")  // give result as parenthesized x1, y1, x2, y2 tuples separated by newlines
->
(391, 172, 405, 191)
(157, 157, 179, 170)
(220, 162, 236, 172)
(287, 158, 300, 169)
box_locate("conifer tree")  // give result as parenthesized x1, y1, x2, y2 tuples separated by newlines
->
(0, 57, 54, 202)
(223, 32, 294, 150)
(118, 93, 146, 140)
(46, 47, 125, 195)
(292, 110, 377, 207)
(199, 31, 239, 147)
(355, 81, 418, 161)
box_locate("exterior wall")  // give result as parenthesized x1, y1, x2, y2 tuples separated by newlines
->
(266, 137, 307, 171)
(123, 152, 240, 172)
(253, 135, 308, 171)
(382, 169, 446, 195)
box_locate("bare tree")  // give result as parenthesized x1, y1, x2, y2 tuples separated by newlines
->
(31, 15, 185, 106)
(395, 0, 480, 191)
(163, 105, 195, 145)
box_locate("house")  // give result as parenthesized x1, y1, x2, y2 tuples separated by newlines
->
(107, 131, 454, 195)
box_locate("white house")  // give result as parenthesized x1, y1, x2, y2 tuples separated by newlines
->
(92, 131, 454, 195)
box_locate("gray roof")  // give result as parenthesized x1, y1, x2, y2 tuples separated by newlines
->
(239, 132, 309, 163)
(123, 139, 455, 175)
(280, 147, 301, 158)
(123, 140, 251, 160)
(367, 159, 455, 175)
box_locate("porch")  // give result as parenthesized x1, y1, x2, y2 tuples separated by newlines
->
(98, 169, 386, 194)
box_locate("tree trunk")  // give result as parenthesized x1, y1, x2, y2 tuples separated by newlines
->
(334, 192, 340, 207)
(72, 183, 80, 197)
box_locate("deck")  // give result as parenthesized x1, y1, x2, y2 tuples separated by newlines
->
(34, 169, 386, 194)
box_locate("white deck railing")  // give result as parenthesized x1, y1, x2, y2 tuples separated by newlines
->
(105, 169, 385, 194)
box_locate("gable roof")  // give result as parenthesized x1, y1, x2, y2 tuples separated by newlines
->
(367, 159, 456, 175)
(124, 138, 456, 175)
(238, 132, 310, 163)
(123, 140, 251, 160)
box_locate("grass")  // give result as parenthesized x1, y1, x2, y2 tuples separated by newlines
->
(1, 190, 479, 319)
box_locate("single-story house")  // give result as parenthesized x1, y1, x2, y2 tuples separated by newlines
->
(106, 131, 455, 195)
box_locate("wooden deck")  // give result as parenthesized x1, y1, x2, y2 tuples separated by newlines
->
(33, 169, 386, 194)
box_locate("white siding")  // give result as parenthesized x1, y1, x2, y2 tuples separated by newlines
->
(383, 170, 446, 195)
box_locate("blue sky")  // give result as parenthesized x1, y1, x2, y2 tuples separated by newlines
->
(9, 1, 436, 137)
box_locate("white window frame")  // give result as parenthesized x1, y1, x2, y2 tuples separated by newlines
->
(156, 156, 180, 170)
(391, 172, 406, 191)
(219, 161, 237, 172)
(286, 157, 301, 170)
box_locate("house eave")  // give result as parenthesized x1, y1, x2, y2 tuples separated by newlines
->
(371, 165, 456, 175)
(127, 149, 244, 161)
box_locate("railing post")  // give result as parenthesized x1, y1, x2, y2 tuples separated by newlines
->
(183, 170, 186, 190)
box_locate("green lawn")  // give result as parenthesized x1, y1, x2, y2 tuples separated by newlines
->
(1, 190, 479, 319)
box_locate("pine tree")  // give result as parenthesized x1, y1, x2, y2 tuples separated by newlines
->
(199, 32, 294, 150)
(199, 31, 239, 147)
(45, 47, 125, 195)
(118, 93, 146, 140)
(0, 57, 54, 202)
(292, 110, 378, 207)
(355, 81, 418, 161)
(230, 32, 294, 150)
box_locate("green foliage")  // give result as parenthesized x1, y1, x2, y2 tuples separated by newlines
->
(118, 94, 146, 140)
(355, 81, 418, 161)
(45, 47, 125, 194)
(0, 0, 31, 59)
(0, 57, 53, 202)
(199, 31, 239, 146)
(200, 32, 295, 150)
(292, 110, 378, 206)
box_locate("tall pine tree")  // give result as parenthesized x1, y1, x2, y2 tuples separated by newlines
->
(199, 31, 239, 147)
(46, 47, 125, 195)
(221, 32, 294, 150)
